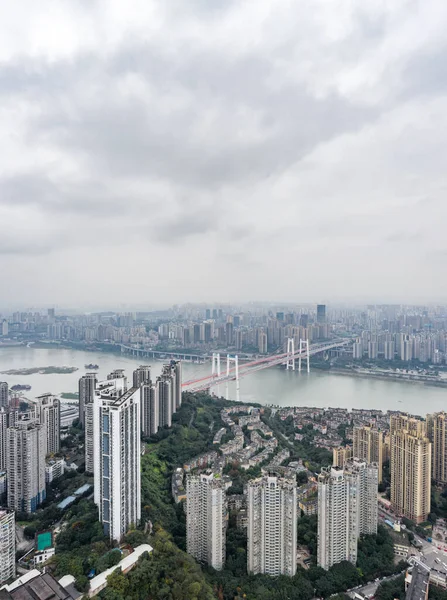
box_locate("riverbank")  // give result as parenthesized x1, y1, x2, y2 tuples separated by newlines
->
(330, 367, 447, 387)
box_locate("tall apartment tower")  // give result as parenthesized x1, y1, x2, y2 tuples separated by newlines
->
(141, 382, 159, 437)
(36, 394, 60, 455)
(7, 418, 46, 512)
(186, 472, 227, 571)
(85, 372, 126, 475)
(332, 445, 353, 468)
(133, 365, 151, 388)
(318, 460, 378, 570)
(79, 373, 97, 426)
(93, 385, 141, 542)
(247, 474, 297, 577)
(353, 425, 384, 482)
(0, 407, 8, 471)
(157, 376, 172, 428)
(160, 361, 182, 412)
(0, 382, 8, 409)
(390, 415, 431, 523)
(427, 412, 447, 485)
(0, 509, 15, 585)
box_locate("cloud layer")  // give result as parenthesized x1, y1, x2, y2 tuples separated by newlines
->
(1, 0, 446, 307)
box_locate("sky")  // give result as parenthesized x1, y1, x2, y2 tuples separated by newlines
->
(1, 0, 447, 309)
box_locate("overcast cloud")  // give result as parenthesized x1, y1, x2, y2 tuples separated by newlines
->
(1, 0, 446, 308)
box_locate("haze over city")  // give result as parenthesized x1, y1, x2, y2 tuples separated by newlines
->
(1, 1, 446, 307)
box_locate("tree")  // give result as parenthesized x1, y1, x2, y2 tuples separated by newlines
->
(74, 575, 89, 593)
(106, 568, 129, 597)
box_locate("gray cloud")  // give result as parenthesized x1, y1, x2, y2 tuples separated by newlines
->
(0, 0, 446, 306)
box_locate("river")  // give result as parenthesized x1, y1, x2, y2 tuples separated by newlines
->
(0, 346, 446, 417)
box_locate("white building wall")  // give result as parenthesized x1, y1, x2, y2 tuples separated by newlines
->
(0, 509, 15, 585)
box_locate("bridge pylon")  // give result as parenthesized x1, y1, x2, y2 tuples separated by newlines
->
(212, 353, 222, 377)
(298, 338, 310, 373)
(226, 354, 240, 392)
(286, 338, 295, 370)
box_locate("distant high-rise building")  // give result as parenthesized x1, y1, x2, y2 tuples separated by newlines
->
(332, 445, 352, 467)
(317, 305, 326, 324)
(186, 472, 226, 571)
(353, 425, 384, 482)
(7, 418, 46, 512)
(428, 412, 447, 485)
(0, 382, 8, 409)
(247, 474, 297, 577)
(258, 332, 268, 354)
(0, 509, 15, 585)
(226, 322, 234, 346)
(36, 394, 60, 455)
(235, 329, 244, 351)
(47, 308, 55, 320)
(368, 341, 378, 360)
(78, 373, 97, 427)
(299, 314, 308, 328)
(141, 382, 159, 437)
(1, 320, 8, 337)
(93, 385, 141, 541)
(384, 340, 395, 360)
(205, 309, 211, 320)
(390, 415, 431, 523)
(133, 365, 151, 388)
(318, 460, 378, 570)
(352, 339, 363, 360)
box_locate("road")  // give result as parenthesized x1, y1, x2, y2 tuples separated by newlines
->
(347, 573, 402, 599)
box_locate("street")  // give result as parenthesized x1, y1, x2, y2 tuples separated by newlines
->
(347, 573, 402, 599)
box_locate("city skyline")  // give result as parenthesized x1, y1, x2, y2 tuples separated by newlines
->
(1, 2, 447, 306)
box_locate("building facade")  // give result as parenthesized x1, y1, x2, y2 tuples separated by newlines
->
(0, 382, 8, 409)
(186, 472, 227, 571)
(247, 474, 297, 577)
(93, 385, 141, 542)
(7, 418, 46, 513)
(0, 509, 15, 585)
(318, 460, 378, 570)
(141, 382, 159, 437)
(78, 373, 97, 426)
(428, 412, 447, 485)
(353, 425, 384, 482)
(36, 394, 60, 455)
(390, 416, 431, 523)
(133, 365, 151, 388)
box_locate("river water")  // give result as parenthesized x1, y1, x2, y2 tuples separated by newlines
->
(0, 346, 446, 417)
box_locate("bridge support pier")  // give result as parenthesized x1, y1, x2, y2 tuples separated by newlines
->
(298, 339, 310, 373)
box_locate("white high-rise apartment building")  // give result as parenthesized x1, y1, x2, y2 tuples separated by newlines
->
(93, 385, 141, 542)
(0, 382, 8, 409)
(0, 509, 15, 584)
(186, 472, 227, 571)
(133, 365, 151, 389)
(7, 418, 46, 513)
(157, 376, 172, 428)
(85, 371, 126, 475)
(247, 474, 297, 577)
(141, 382, 159, 437)
(318, 460, 378, 570)
(0, 408, 7, 471)
(36, 394, 60, 455)
(79, 373, 97, 426)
